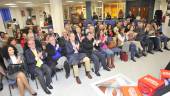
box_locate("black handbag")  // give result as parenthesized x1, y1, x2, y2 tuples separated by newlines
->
(7, 64, 24, 75)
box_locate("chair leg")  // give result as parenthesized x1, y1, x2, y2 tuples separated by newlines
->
(27, 78, 29, 84)
(8, 85, 12, 96)
(35, 78, 38, 89)
(56, 72, 58, 80)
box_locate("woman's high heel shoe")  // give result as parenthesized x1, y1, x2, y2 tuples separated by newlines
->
(32, 92, 37, 96)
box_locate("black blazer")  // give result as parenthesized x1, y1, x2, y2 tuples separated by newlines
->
(80, 37, 93, 54)
(65, 41, 79, 58)
(46, 43, 57, 61)
(24, 47, 44, 65)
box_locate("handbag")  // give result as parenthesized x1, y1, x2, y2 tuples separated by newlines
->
(107, 38, 117, 49)
(7, 63, 24, 75)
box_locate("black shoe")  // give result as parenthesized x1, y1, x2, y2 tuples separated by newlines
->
(142, 52, 147, 56)
(64, 62, 70, 79)
(164, 47, 170, 51)
(95, 72, 101, 76)
(76, 77, 81, 84)
(0, 83, 3, 91)
(32, 92, 37, 96)
(47, 84, 53, 89)
(131, 58, 136, 62)
(135, 54, 140, 58)
(158, 49, 163, 52)
(86, 72, 92, 79)
(103, 67, 111, 71)
(44, 89, 51, 94)
(148, 51, 154, 54)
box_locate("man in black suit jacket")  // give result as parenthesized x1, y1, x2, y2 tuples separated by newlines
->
(81, 32, 110, 76)
(46, 34, 70, 79)
(65, 32, 92, 84)
(24, 39, 52, 94)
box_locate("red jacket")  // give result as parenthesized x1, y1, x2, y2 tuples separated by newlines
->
(20, 37, 26, 48)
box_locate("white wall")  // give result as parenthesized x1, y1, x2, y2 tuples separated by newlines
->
(10, 7, 28, 29)
(0, 12, 6, 32)
(160, 0, 167, 15)
(10, 7, 46, 28)
(154, 0, 170, 36)
(154, 0, 160, 13)
(154, 0, 167, 15)
(32, 7, 44, 27)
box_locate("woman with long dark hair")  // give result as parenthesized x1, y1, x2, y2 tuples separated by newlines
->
(2, 45, 36, 96)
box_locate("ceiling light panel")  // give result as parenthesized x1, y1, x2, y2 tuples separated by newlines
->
(4, 3, 16, 6)
(17, 1, 32, 4)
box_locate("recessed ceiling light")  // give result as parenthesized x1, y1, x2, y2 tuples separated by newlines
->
(98, 1, 103, 2)
(9, 6, 18, 7)
(66, 0, 74, 3)
(4, 3, 16, 6)
(17, 1, 32, 4)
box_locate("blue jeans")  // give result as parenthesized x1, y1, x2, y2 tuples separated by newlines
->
(101, 48, 114, 57)
(129, 43, 137, 59)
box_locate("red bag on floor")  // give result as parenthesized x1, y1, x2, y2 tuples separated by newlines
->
(120, 52, 128, 62)
(121, 86, 143, 96)
(160, 69, 170, 80)
(138, 74, 165, 96)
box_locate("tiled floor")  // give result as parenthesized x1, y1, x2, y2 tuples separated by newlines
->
(1, 22, 170, 96)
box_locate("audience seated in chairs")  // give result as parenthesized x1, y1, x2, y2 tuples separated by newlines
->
(2, 45, 36, 96)
(97, 25, 115, 69)
(81, 32, 111, 76)
(65, 32, 92, 84)
(46, 33, 70, 79)
(24, 38, 52, 94)
(1, 12, 170, 95)
(135, 21, 155, 54)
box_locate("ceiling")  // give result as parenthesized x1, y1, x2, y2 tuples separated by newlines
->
(0, 0, 134, 8)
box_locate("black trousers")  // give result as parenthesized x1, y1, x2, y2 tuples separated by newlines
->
(149, 37, 161, 50)
(89, 50, 107, 73)
(138, 36, 153, 52)
(35, 64, 52, 91)
(48, 58, 70, 76)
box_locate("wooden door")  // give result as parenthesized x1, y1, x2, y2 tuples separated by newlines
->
(130, 7, 138, 17)
(140, 7, 148, 19)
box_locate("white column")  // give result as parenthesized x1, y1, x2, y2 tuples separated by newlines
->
(0, 12, 5, 32)
(50, 0, 64, 36)
(160, 0, 167, 15)
(154, 0, 161, 13)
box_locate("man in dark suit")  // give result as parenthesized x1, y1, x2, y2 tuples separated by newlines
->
(81, 32, 110, 76)
(0, 48, 5, 91)
(46, 34, 70, 79)
(65, 32, 92, 84)
(24, 39, 52, 94)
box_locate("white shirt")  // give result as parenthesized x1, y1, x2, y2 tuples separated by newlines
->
(117, 33, 125, 46)
(71, 42, 78, 53)
(10, 55, 18, 64)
